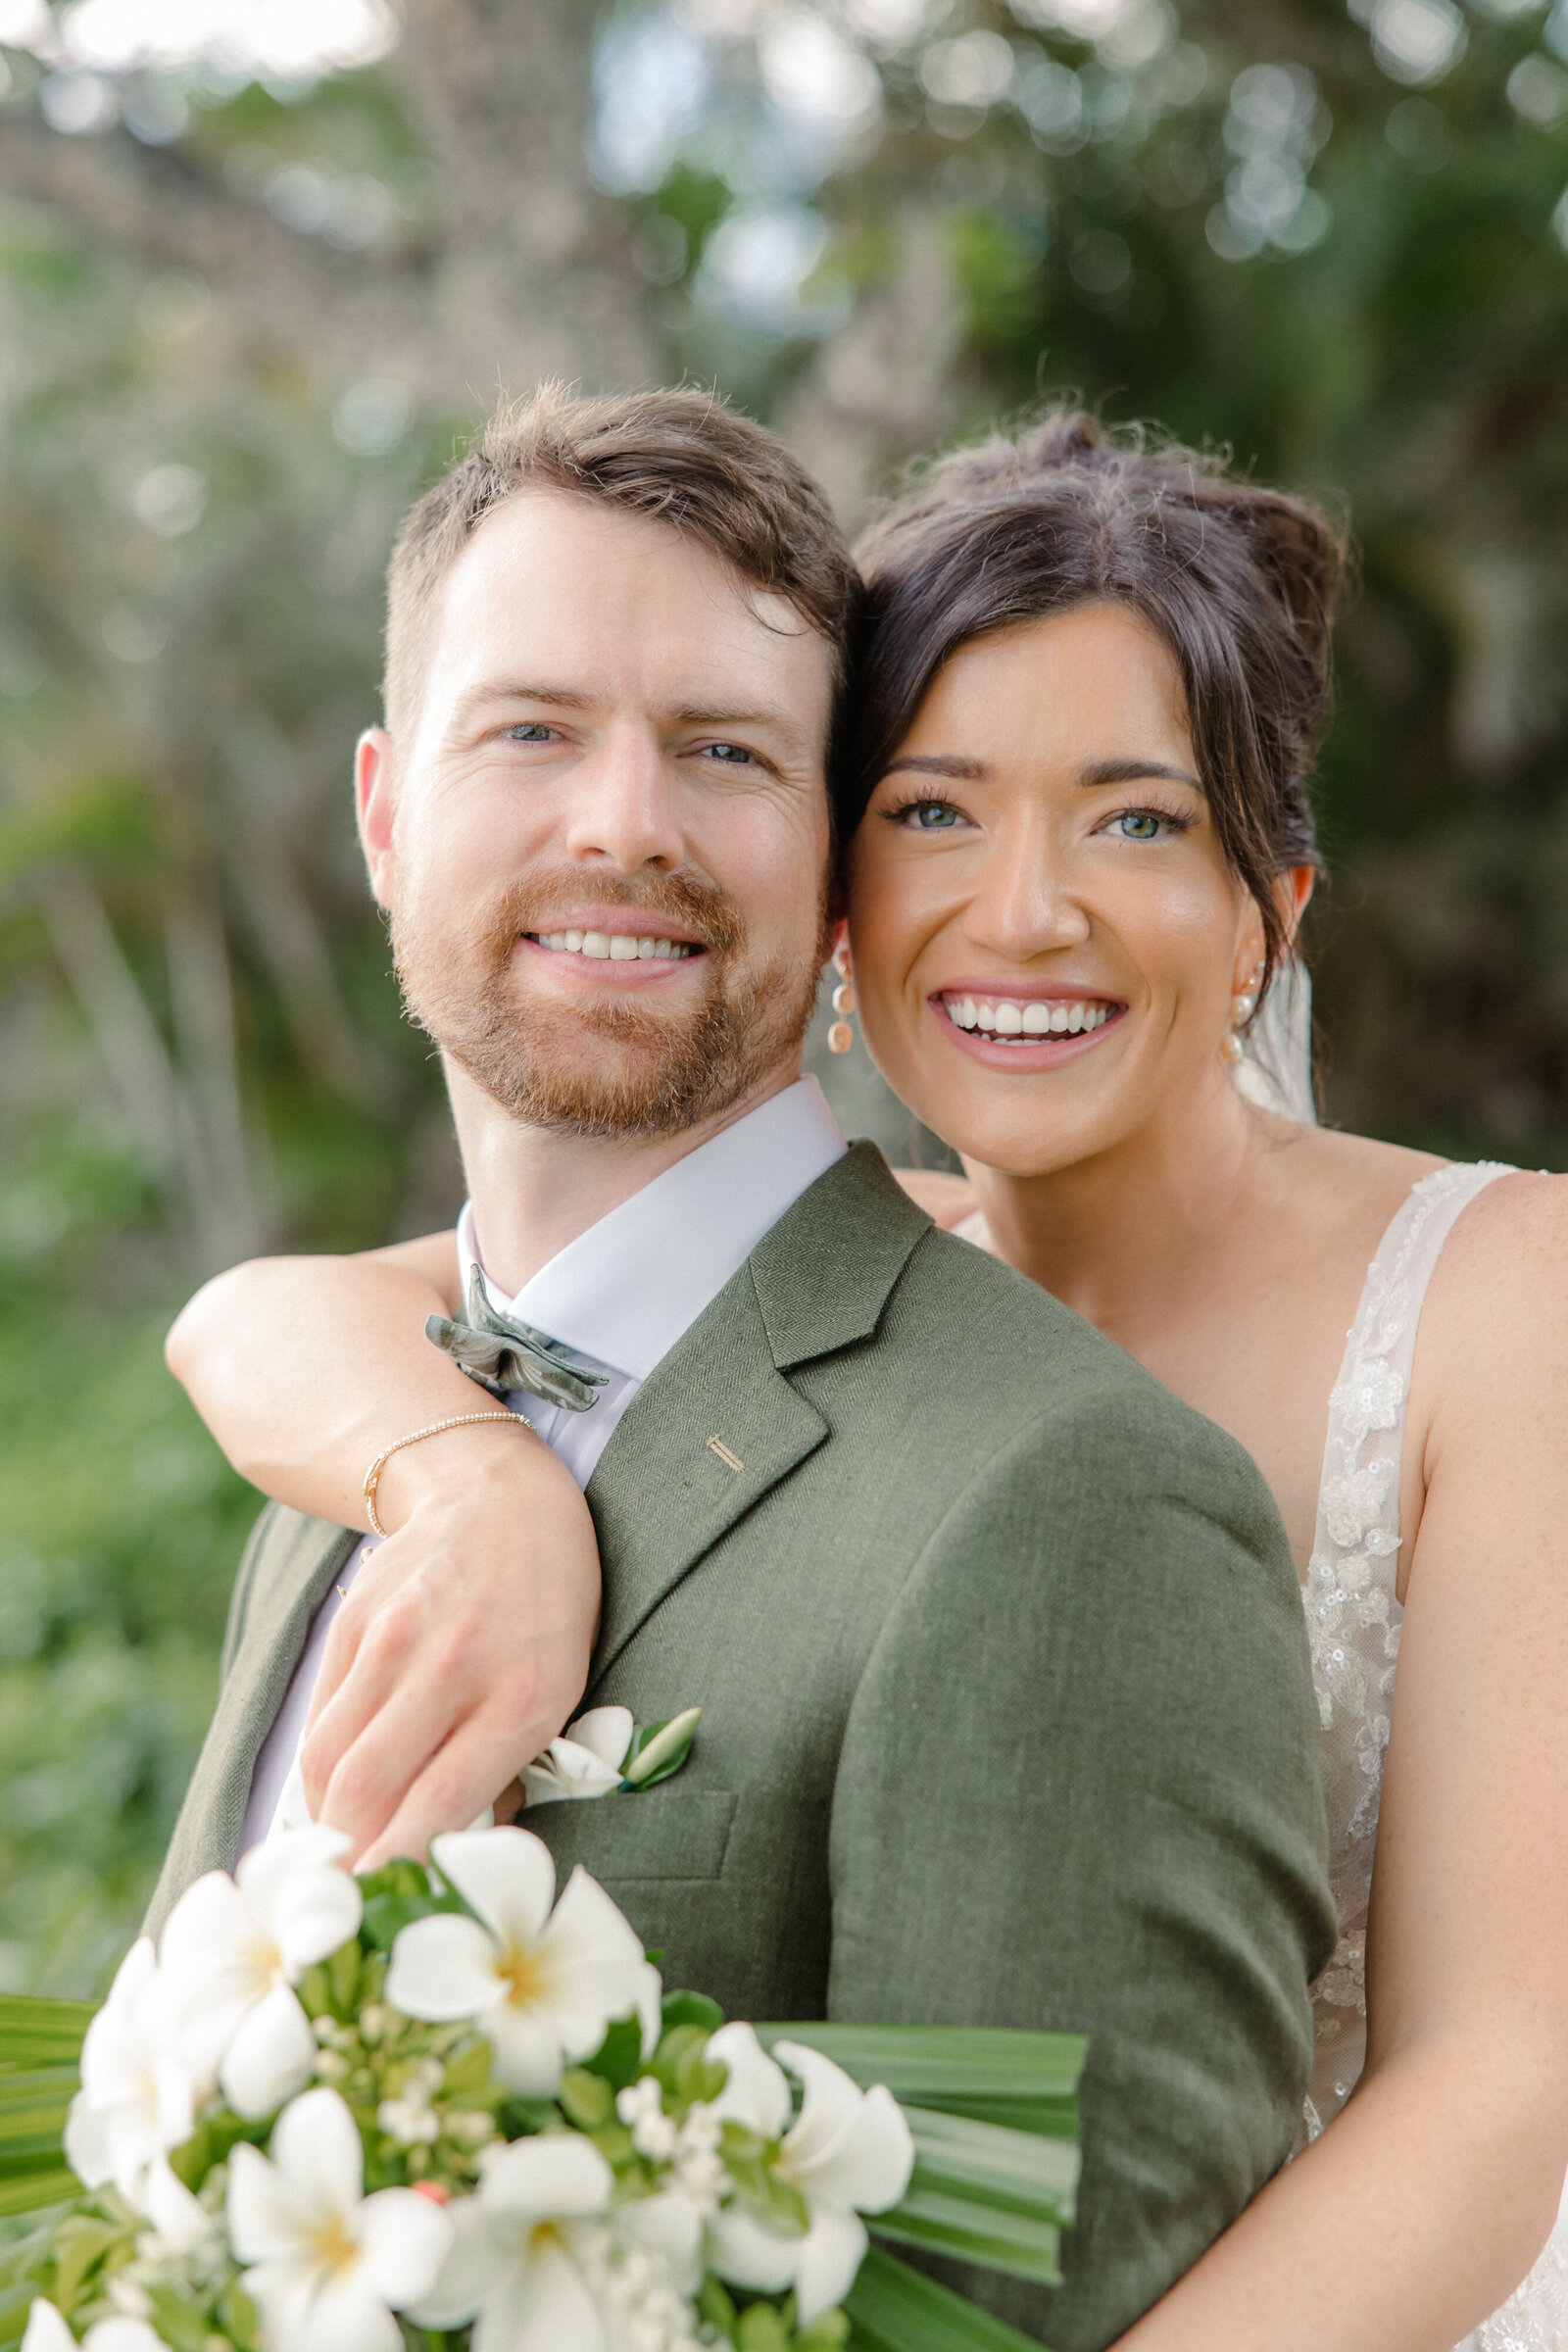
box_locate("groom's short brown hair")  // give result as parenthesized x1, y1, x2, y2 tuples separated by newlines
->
(383, 382, 858, 745)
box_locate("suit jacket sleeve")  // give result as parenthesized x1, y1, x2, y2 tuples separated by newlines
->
(825, 1383, 1335, 2352)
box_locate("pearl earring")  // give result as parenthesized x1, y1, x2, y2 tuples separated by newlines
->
(1221, 962, 1265, 1065)
(828, 939, 856, 1055)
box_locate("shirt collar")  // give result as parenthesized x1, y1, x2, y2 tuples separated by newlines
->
(457, 1077, 847, 1382)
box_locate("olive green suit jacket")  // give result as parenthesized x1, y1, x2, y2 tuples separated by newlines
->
(149, 1143, 1334, 2352)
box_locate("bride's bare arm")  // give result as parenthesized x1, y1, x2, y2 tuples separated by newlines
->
(166, 1241, 603, 1870)
(1114, 1172, 1568, 2351)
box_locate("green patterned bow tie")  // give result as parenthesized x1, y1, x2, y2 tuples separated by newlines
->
(424, 1263, 610, 1414)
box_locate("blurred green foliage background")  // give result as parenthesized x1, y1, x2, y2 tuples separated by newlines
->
(1, 0, 1565, 1989)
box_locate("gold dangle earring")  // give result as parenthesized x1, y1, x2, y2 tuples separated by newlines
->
(828, 938, 856, 1055)
(1221, 961, 1265, 1064)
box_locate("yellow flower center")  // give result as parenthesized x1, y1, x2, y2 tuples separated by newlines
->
(497, 1940, 547, 2010)
(308, 2210, 360, 2277)
(245, 1936, 285, 1995)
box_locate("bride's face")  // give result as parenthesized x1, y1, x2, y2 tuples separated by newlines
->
(845, 602, 1268, 1178)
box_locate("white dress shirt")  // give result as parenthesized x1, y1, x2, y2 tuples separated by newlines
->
(239, 1077, 846, 1851)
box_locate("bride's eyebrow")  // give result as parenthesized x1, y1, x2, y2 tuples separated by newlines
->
(1080, 757, 1202, 790)
(882, 753, 987, 781)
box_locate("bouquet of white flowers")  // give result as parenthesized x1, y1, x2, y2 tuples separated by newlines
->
(0, 1825, 1083, 2352)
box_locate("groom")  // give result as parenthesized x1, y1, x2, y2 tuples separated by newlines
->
(151, 385, 1334, 2350)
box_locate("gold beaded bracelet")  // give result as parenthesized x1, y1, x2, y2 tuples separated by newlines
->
(362, 1409, 535, 1541)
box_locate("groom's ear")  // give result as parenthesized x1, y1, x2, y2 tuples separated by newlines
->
(355, 728, 398, 910)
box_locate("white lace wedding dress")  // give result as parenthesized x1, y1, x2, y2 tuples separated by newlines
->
(956, 995, 1568, 2339)
(1304, 1156, 1568, 2348)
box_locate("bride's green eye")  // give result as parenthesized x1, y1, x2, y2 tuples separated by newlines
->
(901, 801, 961, 830)
(1112, 810, 1165, 840)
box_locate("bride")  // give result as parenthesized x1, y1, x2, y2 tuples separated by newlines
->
(165, 414, 1568, 2350)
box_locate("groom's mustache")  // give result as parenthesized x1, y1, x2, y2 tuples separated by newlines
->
(475, 869, 748, 970)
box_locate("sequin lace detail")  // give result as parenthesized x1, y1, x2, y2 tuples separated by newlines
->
(1304, 1161, 1568, 2351)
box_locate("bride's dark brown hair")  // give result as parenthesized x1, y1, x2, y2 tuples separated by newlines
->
(841, 410, 1347, 989)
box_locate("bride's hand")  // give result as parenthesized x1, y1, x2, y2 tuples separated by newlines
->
(298, 1422, 601, 1870)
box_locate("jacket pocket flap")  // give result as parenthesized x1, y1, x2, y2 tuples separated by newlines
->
(524, 1788, 737, 1883)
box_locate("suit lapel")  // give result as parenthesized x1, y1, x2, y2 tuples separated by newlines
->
(147, 1510, 356, 1928)
(585, 1143, 929, 1680)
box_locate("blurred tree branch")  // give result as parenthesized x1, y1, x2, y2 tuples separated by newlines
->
(0, 0, 655, 401)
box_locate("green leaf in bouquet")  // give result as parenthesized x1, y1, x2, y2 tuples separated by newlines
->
(648, 2021, 720, 2107)
(145, 2282, 222, 2352)
(169, 2108, 268, 2196)
(736, 2302, 792, 2352)
(719, 2123, 809, 2239)
(697, 2275, 740, 2340)
(496, 2095, 560, 2139)
(358, 1860, 435, 1903)
(755, 2027, 1085, 2140)
(578, 2012, 643, 2094)
(558, 2068, 615, 2132)
(0, 2000, 95, 2073)
(661, 1988, 725, 2037)
(794, 2311, 852, 2350)
(217, 2273, 264, 2352)
(438, 2037, 496, 2104)
(360, 1887, 469, 1954)
(844, 2245, 1054, 2352)
(0, 2062, 79, 2212)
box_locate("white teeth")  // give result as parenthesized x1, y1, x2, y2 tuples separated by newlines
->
(532, 929, 694, 961)
(945, 995, 1115, 1041)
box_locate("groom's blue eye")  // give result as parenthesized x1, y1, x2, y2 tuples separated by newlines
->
(506, 723, 556, 742)
(704, 742, 754, 763)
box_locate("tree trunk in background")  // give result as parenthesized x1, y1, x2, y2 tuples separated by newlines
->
(0, 0, 655, 406)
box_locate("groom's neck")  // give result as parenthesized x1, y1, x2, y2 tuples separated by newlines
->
(446, 1055, 803, 1295)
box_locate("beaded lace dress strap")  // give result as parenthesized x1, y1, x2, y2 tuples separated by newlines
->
(1301, 1160, 1516, 2142)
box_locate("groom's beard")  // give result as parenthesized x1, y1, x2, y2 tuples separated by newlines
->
(393, 867, 828, 1140)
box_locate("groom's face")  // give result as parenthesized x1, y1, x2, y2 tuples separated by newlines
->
(358, 491, 835, 1137)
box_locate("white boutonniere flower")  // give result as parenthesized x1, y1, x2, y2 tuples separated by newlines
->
(522, 1705, 702, 1808)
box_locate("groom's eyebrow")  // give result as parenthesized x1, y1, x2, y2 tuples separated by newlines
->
(450, 680, 597, 727)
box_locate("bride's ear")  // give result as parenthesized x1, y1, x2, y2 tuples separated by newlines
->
(1275, 863, 1315, 952)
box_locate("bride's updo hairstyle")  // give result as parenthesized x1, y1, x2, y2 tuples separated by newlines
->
(844, 410, 1346, 987)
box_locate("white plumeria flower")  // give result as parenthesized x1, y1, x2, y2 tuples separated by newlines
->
(408, 2132, 615, 2349)
(63, 1939, 196, 2212)
(227, 2084, 452, 2352)
(385, 1826, 654, 2095)
(158, 1825, 363, 2119)
(704, 2025, 914, 2325)
(22, 2301, 166, 2352)
(522, 1706, 634, 1807)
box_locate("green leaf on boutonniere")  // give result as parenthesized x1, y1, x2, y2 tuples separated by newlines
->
(621, 1706, 702, 1790)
